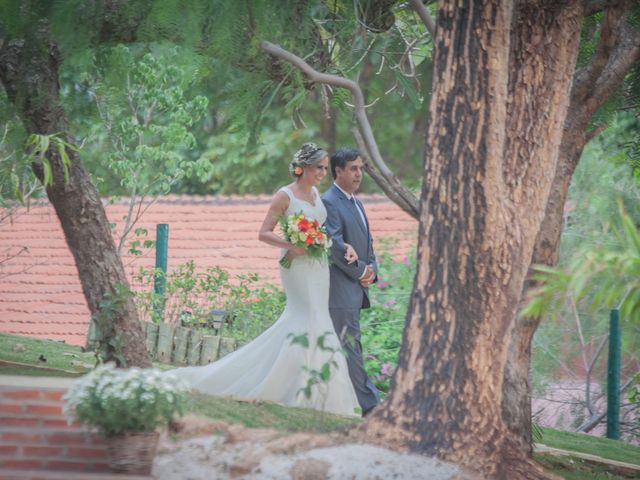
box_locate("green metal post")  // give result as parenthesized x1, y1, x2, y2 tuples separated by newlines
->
(153, 224, 169, 321)
(606, 308, 621, 440)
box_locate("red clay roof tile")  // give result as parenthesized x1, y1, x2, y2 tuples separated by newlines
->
(0, 194, 417, 346)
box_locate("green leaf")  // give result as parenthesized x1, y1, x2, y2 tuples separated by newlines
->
(395, 71, 422, 110)
(42, 158, 53, 186)
(288, 333, 309, 348)
(320, 363, 332, 381)
(56, 139, 70, 185)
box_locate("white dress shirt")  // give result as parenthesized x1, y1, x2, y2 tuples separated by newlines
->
(333, 183, 367, 229)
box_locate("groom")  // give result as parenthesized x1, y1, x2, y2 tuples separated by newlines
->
(322, 147, 380, 417)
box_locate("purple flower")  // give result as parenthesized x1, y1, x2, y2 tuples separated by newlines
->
(380, 363, 393, 376)
(377, 278, 390, 289)
(384, 298, 397, 307)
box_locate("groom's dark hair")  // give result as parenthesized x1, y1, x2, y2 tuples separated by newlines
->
(330, 147, 360, 179)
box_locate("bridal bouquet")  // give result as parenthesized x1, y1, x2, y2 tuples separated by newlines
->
(279, 212, 332, 268)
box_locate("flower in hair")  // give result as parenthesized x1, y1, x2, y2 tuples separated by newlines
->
(294, 143, 320, 163)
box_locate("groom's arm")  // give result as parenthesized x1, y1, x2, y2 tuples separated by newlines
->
(323, 198, 367, 280)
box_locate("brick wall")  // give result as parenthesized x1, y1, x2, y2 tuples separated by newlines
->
(0, 382, 111, 476)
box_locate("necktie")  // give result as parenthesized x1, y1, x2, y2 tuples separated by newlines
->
(351, 196, 367, 229)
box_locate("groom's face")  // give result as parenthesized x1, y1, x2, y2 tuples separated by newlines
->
(335, 156, 364, 194)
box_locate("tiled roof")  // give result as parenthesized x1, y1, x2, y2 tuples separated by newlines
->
(0, 194, 417, 346)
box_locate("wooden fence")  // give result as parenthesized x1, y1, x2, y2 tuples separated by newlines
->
(87, 320, 237, 366)
(143, 322, 237, 366)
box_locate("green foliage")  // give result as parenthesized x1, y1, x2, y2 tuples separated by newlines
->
(0, 94, 42, 206)
(86, 44, 210, 196)
(2, 0, 639, 200)
(525, 203, 640, 324)
(626, 121, 640, 185)
(195, 117, 318, 194)
(361, 246, 416, 396)
(190, 0, 433, 190)
(578, 7, 640, 147)
(628, 372, 640, 414)
(629, 371, 640, 399)
(289, 332, 343, 400)
(63, 363, 188, 436)
(528, 118, 640, 386)
(127, 228, 155, 256)
(24, 133, 76, 187)
(532, 422, 544, 444)
(2, 0, 436, 195)
(132, 261, 285, 345)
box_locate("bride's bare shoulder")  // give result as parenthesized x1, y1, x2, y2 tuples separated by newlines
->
(269, 189, 290, 211)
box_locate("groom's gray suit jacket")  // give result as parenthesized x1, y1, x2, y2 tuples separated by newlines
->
(322, 184, 378, 310)
(322, 183, 380, 413)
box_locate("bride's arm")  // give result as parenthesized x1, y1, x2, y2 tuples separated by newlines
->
(258, 192, 306, 256)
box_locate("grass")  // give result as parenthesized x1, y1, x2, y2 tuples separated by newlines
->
(1, 332, 638, 478)
(540, 427, 640, 466)
(0, 333, 94, 376)
(535, 454, 637, 480)
(188, 392, 359, 432)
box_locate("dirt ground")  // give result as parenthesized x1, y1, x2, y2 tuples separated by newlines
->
(153, 415, 462, 479)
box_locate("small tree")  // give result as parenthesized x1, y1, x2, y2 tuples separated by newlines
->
(88, 45, 209, 254)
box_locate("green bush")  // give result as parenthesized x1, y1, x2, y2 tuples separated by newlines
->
(361, 248, 416, 396)
(132, 261, 285, 345)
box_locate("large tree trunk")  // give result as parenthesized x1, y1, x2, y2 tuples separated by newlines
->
(0, 28, 150, 367)
(502, 1, 640, 453)
(361, 1, 582, 477)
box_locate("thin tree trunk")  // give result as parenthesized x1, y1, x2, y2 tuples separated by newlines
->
(361, 1, 582, 477)
(502, 1, 639, 454)
(0, 28, 150, 367)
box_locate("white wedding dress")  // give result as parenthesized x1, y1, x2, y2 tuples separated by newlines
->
(172, 186, 359, 417)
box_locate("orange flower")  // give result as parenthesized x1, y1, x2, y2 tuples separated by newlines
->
(305, 235, 314, 245)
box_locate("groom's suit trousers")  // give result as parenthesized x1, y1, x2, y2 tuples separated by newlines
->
(329, 307, 379, 413)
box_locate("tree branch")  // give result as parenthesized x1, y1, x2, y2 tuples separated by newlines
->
(352, 127, 420, 216)
(572, 1, 630, 104)
(584, 123, 608, 145)
(584, 0, 627, 16)
(575, 376, 634, 433)
(409, 0, 435, 37)
(591, 20, 640, 103)
(261, 41, 419, 218)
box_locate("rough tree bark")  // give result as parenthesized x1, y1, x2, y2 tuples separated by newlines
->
(262, 2, 638, 467)
(360, 1, 583, 477)
(502, 0, 640, 453)
(0, 26, 150, 367)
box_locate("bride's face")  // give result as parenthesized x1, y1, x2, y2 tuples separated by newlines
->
(302, 156, 329, 185)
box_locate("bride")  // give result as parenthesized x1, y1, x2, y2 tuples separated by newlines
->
(173, 143, 360, 417)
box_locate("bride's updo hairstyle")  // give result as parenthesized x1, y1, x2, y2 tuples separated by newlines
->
(289, 143, 328, 178)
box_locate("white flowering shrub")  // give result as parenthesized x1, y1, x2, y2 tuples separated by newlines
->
(63, 364, 189, 436)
